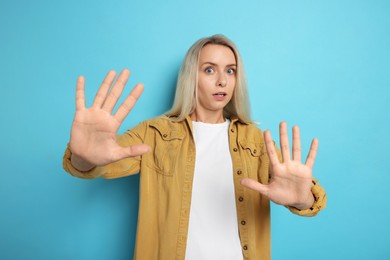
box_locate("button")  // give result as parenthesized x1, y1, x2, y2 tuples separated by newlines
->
(241, 220, 246, 225)
(237, 170, 242, 175)
(238, 196, 244, 202)
(253, 149, 257, 154)
(163, 134, 168, 138)
(233, 148, 238, 152)
(230, 129, 235, 133)
(243, 245, 248, 250)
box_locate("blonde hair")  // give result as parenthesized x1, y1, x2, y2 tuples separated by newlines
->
(165, 34, 252, 123)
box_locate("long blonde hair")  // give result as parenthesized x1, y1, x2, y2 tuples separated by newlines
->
(165, 34, 252, 123)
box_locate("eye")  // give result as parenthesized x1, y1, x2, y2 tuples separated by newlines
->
(204, 67, 214, 74)
(227, 68, 236, 75)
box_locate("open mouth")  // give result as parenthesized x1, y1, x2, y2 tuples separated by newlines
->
(213, 92, 227, 97)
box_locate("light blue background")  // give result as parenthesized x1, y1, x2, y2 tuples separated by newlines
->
(1, 0, 389, 259)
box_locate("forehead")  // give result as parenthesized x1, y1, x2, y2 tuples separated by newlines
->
(199, 44, 236, 64)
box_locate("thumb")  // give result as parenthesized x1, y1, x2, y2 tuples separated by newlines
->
(115, 144, 151, 160)
(241, 178, 269, 197)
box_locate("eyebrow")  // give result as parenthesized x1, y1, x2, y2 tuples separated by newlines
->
(201, 62, 237, 67)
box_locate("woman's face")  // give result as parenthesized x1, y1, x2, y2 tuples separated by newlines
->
(195, 44, 237, 120)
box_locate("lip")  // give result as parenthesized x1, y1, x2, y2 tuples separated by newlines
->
(212, 92, 227, 101)
(212, 92, 227, 96)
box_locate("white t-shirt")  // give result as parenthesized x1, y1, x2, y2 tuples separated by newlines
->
(185, 119, 242, 260)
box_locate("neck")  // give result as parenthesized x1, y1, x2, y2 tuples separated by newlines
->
(190, 110, 225, 124)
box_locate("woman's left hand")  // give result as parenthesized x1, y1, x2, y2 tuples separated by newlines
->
(241, 122, 318, 210)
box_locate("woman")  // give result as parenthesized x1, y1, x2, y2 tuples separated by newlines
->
(63, 35, 326, 260)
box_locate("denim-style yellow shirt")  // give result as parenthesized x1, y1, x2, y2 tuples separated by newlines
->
(63, 116, 327, 260)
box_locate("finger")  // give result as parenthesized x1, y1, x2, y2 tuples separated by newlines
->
(305, 138, 319, 169)
(92, 70, 117, 109)
(240, 178, 269, 197)
(102, 69, 130, 112)
(264, 130, 280, 167)
(114, 83, 144, 123)
(75, 76, 86, 111)
(279, 122, 291, 161)
(292, 125, 302, 162)
(115, 144, 151, 160)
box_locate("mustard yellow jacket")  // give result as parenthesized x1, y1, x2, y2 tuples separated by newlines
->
(63, 116, 326, 260)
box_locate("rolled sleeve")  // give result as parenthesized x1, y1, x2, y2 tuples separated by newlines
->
(287, 178, 327, 217)
(62, 144, 106, 179)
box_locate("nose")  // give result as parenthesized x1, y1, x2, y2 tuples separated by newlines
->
(216, 73, 227, 87)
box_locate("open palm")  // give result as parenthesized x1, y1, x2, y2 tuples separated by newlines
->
(69, 69, 150, 169)
(241, 122, 317, 210)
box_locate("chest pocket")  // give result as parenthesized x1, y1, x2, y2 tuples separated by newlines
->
(147, 125, 185, 176)
(238, 141, 262, 181)
(239, 141, 264, 157)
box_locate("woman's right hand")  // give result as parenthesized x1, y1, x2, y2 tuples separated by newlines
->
(69, 69, 150, 171)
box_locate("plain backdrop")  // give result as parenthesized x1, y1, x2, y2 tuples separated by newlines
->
(1, 0, 389, 259)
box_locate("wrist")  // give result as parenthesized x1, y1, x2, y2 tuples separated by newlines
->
(70, 153, 95, 172)
(292, 193, 315, 210)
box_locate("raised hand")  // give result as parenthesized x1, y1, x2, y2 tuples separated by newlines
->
(241, 122, 318, 210)
(69, 69, 150, 171)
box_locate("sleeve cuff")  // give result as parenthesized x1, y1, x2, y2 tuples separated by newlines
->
(287, 178, 327, 217)
(62, 144, 105, 179)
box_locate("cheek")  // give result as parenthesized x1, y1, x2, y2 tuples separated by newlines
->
(197, 77, 212, 92)
(231, 75, 237, 84)
(197, 81, 206, 94)
(229, 78, 237, 90)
